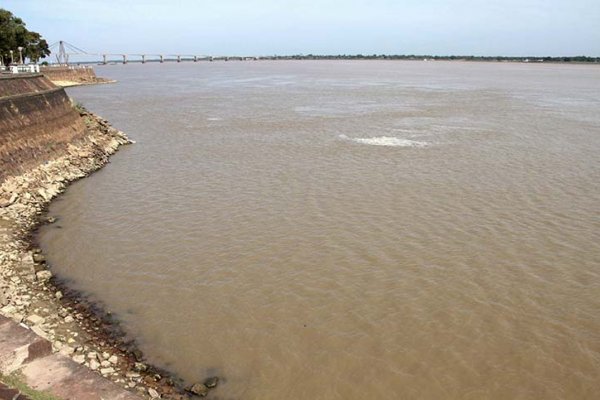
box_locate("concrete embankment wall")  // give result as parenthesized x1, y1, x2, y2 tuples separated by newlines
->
(0, 74, 56, 97)
(0, 74, 85, 182)
(40, 66, 98, 83)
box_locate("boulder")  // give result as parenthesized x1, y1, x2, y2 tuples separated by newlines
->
(26, 314, 45, 325)
(100, 367, 115, 376)
(32, 253, 46, 264)
(133, 362, 147, 372)
(187, 383, 208, 397)
(203, 376, 219, 389)
(59, 346, 75, 356)
(36, 270, 52, 281)
(73, 354, 85, 364)
(89, 359, 100, 370)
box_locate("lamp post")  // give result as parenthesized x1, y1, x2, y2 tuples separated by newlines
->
(9, 50, 14, 65)
(17, 47, 24, 64)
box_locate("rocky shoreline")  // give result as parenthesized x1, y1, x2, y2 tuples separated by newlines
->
(0, 107, 214, 399)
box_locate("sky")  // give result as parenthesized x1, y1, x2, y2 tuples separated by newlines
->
(3, 0, 600, 58)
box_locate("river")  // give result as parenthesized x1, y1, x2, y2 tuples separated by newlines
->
(39, 60, 600, 399)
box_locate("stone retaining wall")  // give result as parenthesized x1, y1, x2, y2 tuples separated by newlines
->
(0, 74, 55, 97)
(0, 75, 85, 182)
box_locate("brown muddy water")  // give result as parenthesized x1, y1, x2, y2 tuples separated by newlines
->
(39, 61, 600, 399)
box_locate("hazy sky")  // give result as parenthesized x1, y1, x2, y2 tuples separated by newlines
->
(4, 0, 600, 57)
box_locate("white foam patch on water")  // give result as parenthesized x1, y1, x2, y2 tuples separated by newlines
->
(339, 134, 428, 147)
(207, 117, 223, 121)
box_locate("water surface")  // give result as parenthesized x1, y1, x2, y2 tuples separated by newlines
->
(40, 61, 600, 399)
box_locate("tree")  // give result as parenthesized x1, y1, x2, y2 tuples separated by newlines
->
(0, 8, 50, 64)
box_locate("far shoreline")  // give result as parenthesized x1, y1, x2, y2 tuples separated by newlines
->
(66, 55, 600, 67)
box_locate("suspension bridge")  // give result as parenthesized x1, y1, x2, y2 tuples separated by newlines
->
(48, 41, 256, 65)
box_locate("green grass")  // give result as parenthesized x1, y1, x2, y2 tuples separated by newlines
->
(1, 372, 62, 400)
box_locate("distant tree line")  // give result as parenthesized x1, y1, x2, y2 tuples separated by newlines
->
(0, 8, 50, 65)
(258, 54, 600, 63)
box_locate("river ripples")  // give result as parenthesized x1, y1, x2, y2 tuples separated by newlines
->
(39, 60, 600, 399)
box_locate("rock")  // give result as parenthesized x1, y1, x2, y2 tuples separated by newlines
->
(36, 270, 52, 281)
(203, 376, 219, 389)
(53, 340, 64, 350)
(101, 360, 110, 368)
(0, 293, 9, 307)
(37, 188, 51, 201)
(26, 314, 45, 325)
(187, 383, 208, 397)
(89, 359, 100, 370)
(64, 315, 74, 323)
(87, 351, 98, 360)
(55, 291, 63, 300)
(73, 354, 86, 364)
(32, 253, 46, 263)
(1, 305, 17, 315)
(108, 355, 118, 364)
(133, 362, 147, 372)
(59, 346, 75, 356)
(127, 382, 136, 388)
(148, 388, 160, 398)
(102, 351, 110, 360)
(11, 313, 24, 323)
(100, 367, 115, 376)
(33, 263, 46, 273)
(132, 349, 143, 361)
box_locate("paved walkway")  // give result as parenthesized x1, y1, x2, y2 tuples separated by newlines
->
(0, 315, 142, 400)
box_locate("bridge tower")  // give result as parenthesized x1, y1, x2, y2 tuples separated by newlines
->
(56, 41, 69, 65)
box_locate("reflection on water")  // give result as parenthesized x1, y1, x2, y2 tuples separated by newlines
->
(39, 61, 600, 399)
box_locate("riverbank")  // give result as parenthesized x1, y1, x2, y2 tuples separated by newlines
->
(0, 72, 221, 399)
(0, 107, 195, 399)
(50, 78, 116, 87)
(40, 66, 115, 88)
